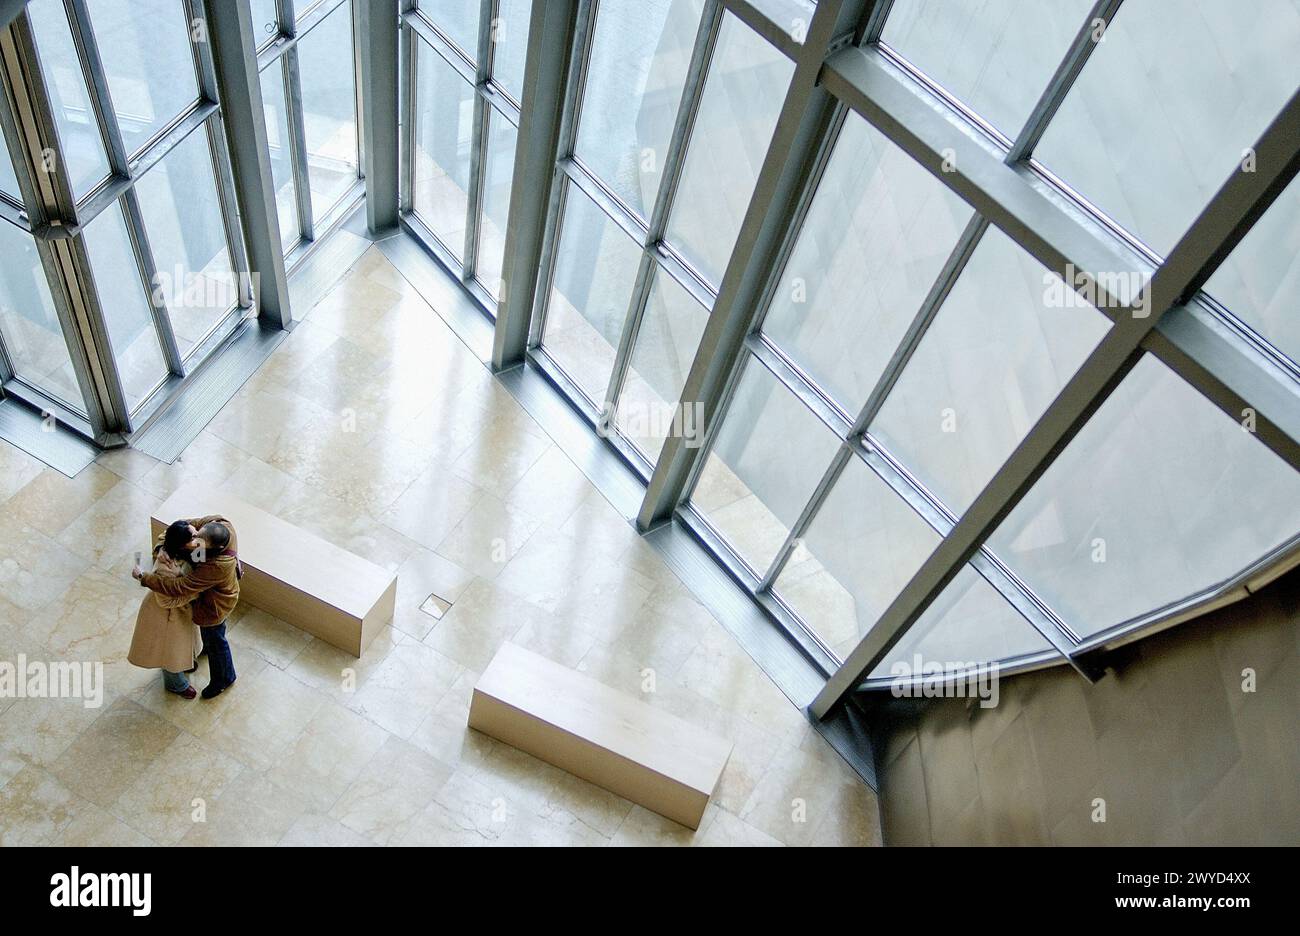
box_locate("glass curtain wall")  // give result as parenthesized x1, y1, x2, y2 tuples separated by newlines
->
(682, 0, 1300, 679)
(253, 0, 362, 261)
(402, 0, 530, 307)
(0, 0, 250, 427)
(528, 0, 795, 471)
(397, 0, 1300, 688)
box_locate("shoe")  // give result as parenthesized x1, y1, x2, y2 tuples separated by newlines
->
(167, 685, 197, 700)
(201, 678, 235, 700)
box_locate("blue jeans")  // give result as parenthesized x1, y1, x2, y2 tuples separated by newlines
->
(163, 669, 190, 693)
(201, 620, 236, 690)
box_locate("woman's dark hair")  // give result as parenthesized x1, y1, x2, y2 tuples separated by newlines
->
(161, 520, 193, 561)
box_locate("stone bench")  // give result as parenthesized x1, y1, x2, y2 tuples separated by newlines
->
(151, 483, 396, 657)
(468, 642, 733, 829)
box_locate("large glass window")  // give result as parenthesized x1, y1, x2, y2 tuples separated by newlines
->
(1204, 173, 1300, 365)
(664, 13, 795, 287)
(869, 225, 1110, 515)
(988, 355, 1300, 637)
(296, 0, 360, 221)
(260, 64, 300, 253)
(0, 224, 81, 410)
(82, 203, 169, 411)
(85, 0, 199, 156)
(412, 38, 475, 260)
(761, 112, 972, 414)
(690, 359, 840, 576)
(27, 0, 110, 197)
(870, 565, 1053, 678)
(134, 127, 237, 357)
(573, 0, 702, 218)
(539, 185, 643, 407)
(491, 0, 533, 104)
(426, 0, 479, 60)
(1034, 0, 1300, 255)
(615, 270, 710, 462)
(474, 108, 518, 300)
(250, 0, 281, 46)
(881, 0, 1093, 139)
(774, 455, 941, 660)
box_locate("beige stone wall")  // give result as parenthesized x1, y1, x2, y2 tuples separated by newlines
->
(867, 566, 1300, 845)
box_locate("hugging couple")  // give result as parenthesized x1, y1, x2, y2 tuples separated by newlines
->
(128, 514, 241, 700)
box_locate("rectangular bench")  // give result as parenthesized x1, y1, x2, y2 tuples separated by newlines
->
(151, 483, 396, 657)
(468, 642, 733, 829)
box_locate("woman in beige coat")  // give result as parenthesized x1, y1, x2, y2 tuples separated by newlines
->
(128, 520, 203, 699)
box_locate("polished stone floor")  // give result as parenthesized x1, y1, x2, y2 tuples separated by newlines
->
(0, 246, 880, 847)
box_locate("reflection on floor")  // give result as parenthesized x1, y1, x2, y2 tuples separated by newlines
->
(0, 246, 880, 846)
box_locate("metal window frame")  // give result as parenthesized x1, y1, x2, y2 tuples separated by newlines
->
(400, 0, 524, 312)
(392, 0, 1300, 720)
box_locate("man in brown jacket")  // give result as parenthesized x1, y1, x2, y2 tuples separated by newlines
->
(133, 515, 240, 699)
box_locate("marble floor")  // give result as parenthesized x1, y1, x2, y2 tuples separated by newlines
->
(0, 245, 880, 847)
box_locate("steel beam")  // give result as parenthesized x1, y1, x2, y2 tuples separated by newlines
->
(635, 0, 873, 531)
(357, 0, 399, 234)
(205, 0, 292, 329)
(490, 0, 579, 369)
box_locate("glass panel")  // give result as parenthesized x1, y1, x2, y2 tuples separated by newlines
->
(413, 39, 475, 259)
(0, 224, 82, 410)
(868, 565, 1053, 679)
(297, 0, 360, 220)
(491, 0, 532, 103)
(27, 0, 110, 197)
(615, 269, 709, 463)
(82, 203, 169, 412)
(1035, 0, 1300, 255)
(86, 0, 199, 156)
(250, 0, 281, 46)
(1205, 173, 1300, 364)
(573, 0, 703, 218)
(539, 185, 643, 407)
(988, 355, 1300, 638)
(774, 456, 940, 660)
(664, 14, 795, 287)
(426, 0, 479, 60)
(881, 0, 1093, 139)
(474, 108, 518, 301)
(134, 127, 237, 357)
(689, 357, 840, 575)
(761, 112, 972, 413)
(260, 63, 299, 252)
(870, 225, 1110, 515)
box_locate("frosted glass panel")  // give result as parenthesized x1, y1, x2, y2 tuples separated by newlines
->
(540, 185, 643, 407)
(1036, 0, 1300, 254)
(775, 456, 940, 660)
(988, 355, 1300, 636)
(870, 226, 1110, 515)
(664, 14, 794, 287)
(882, 0, 1093, 138)
(1205, 173, 1300, 364)
(573, 0, 704, 218)
(761, 112, 971, 413)
(690, 358, 840, 575)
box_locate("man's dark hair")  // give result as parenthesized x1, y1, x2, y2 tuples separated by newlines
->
(200, 521, 231, 554)
(161, 520, 193, 561)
